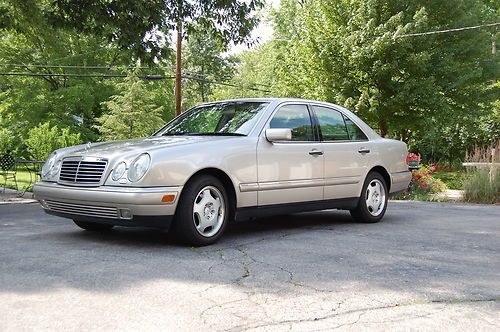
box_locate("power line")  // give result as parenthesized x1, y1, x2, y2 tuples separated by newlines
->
(399, 22, 499, 37)
(0, 71, 271, 92)
(0, 63, 272, 88)
(0, 72, 173, 79)
(0, 63, 176, 71)
(47, 47, 110, 62)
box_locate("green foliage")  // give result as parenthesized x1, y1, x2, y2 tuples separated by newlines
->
(49, 0, 265, 63)
(269, 0, 499, 162)
(25, 122, 82, 160)
(96, 73, 166, 140)
(463, 169, 500, 204)
(432, 171, 469, 190)
(0, 126, 17, 154)
(183, 27, 236, 108)
(212, 42, 277, 100)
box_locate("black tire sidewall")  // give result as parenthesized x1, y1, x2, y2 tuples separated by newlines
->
(173, 175, 229, 246)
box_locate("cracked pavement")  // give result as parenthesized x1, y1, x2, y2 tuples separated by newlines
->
(0, 201, 499, 331)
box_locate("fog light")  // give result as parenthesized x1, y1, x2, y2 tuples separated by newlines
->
(119, 209, 132, 220)
(40, 200, 48, 208)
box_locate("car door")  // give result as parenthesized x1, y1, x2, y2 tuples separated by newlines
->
(311, 105, 372, 200)
(257, 103, 324, 206)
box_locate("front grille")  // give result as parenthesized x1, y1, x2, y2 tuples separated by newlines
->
(44, 200, 119, 219)
(59, 157, 107, 185)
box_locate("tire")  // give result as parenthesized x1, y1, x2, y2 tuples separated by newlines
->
(350, 171, 388, 223)
(172, 175, 230, 246)
(73, 220, 114, 231)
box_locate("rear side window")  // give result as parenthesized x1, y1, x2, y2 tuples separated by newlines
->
(312, 106, 349, 141)
(270, 104, 314, 141)
(344, 116, 368, 141)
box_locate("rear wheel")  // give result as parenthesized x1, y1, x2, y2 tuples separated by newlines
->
(73, 220, 114, 231)
(172, 175, 229, 246)
(350, 172, 388, 223)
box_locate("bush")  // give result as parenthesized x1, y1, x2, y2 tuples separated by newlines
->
(397, 166, 447, 200)
(25, 123, 82, 160)
(463, 169, 500, 204)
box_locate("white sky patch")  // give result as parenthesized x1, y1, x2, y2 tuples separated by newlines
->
(226, 0, 280, 55)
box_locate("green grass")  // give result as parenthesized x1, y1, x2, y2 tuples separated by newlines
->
(432, 171, 468, 190)
(2, 168, 40, 192)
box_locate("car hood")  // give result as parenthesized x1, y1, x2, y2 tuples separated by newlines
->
(64, 136, 238, 159)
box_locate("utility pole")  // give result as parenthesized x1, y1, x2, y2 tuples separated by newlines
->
(175, 2, 183, 116)
(493, 33, 497, 84)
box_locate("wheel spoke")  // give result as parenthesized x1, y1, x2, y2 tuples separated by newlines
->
(366, 187, 373, 203)
(212, 198, 222, 216)
(193, 201, 204, 217)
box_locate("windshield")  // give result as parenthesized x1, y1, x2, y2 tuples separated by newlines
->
(155, 101, 269, 136)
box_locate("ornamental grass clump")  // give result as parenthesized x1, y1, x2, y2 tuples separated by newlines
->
(463, 169, 500, 204)
(463, 141, 500, 204)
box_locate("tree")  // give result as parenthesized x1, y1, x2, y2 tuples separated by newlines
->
(270, 0, 499, 162)
(48, 0, 265, 63)
(211, 41, 277, 100)
(25, 122, 82, 160)
(182, 27, 236, 108)
(97, 73, 165, 140)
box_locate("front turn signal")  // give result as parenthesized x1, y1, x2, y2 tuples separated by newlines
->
(161, 194, 176, 203)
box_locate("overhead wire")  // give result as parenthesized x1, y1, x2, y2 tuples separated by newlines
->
(0, 63, 272, 88)
(0, 71, 271, 93)
(398, 22, 499, 37)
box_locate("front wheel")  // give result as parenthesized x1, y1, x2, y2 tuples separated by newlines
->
(73, 220, 114, 231)
(172, 175, 229, 246)
(350, 172, 388, 223)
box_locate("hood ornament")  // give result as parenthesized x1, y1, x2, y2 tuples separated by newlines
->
(84, 142, 92, 152)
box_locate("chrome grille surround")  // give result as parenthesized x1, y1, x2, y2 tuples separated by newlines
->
(58, 156, 108, 186)
(44, 200, 119, 219)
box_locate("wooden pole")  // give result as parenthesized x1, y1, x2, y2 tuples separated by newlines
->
(490, 148, 496, 183)
(175, 18, 182, 116)
(493, 33, 497, 84)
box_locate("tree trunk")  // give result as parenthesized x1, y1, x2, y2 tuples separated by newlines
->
(379, 118, 388, 137)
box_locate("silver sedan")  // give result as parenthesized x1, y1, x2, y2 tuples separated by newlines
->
(34, 98, 411, 246)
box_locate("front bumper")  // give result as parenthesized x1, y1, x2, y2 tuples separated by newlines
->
(33, 182, 182, 228)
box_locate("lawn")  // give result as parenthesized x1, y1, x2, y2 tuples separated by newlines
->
(2, 168, 40, 192)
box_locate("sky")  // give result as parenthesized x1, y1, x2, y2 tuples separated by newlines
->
(227, 0, 280, 55)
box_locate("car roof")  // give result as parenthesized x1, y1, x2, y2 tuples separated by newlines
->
(198, 97, 334, 105)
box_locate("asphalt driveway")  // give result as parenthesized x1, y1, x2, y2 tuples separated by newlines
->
(0, 201, 499, 331)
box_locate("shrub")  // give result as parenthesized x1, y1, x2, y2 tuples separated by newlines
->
(398, 165, 447, 200)
(463, 169, 500, 204)
(25, 123, 82, 160)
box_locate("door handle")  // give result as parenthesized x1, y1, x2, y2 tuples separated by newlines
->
(309, 149, 324, 156)
(358, 148, 370, 154)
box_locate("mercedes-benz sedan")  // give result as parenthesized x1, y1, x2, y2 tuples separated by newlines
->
(34, 98, 411, 246)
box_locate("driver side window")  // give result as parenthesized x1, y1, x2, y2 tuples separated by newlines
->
(269, 104, 314, 141)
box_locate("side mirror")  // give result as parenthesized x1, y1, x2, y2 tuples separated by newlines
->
(265, 128, 292, 142)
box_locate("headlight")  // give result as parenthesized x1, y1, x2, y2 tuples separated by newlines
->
(42, 152, 57, 177)
(112, 161, 127, 181)
(127, 153, 151, 182)
(51, 159, 62, 176)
